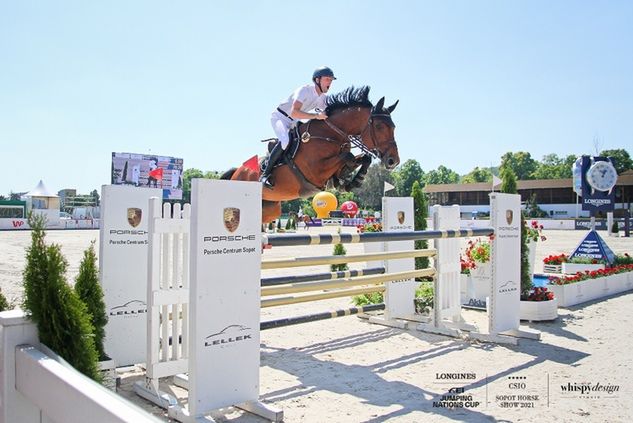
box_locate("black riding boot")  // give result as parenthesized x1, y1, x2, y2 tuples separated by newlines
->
(260, 143, 284, 188)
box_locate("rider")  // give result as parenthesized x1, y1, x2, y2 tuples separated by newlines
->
(260, 66, 336, 188)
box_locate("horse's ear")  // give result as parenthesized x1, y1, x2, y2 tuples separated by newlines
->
(387, 100, 399, 114)
(374, 97, 385, 111)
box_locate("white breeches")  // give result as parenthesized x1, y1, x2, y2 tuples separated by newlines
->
(270, 112, 294, 150)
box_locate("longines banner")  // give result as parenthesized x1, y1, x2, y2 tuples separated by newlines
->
(188, 179, 262, 415)
(489, 193, 521, 333)
(382, 197, 416, 319)
(99, 185, 162, 366)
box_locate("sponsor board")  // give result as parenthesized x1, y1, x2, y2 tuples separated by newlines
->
(99, 184, 162, 366)
(489, 193, 521, 333)
(188, 179, 262, 414)
(382, 197, 415, 319)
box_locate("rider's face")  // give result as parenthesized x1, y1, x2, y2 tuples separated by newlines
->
(317, 76, 334, 93)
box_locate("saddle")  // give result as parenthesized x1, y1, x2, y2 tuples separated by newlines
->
(261, 126, 301, 171)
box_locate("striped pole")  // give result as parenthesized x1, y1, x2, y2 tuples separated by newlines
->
(261, 267, 385, 287)
(261, 285, 386, 308)
(262, 249, 436, 270)
(261, 303, 385, 330)
(261, 268, 435, 296)
(263, 227, 494, 247)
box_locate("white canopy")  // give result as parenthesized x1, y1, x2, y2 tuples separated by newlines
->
(25, 180, 58, 198)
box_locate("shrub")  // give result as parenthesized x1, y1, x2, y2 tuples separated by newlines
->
(74, 241, 108, 361)
(0, 288, 9, 311)
(331, 242, 349, 272)
(352, 291, 383, 306)
(22, 213, 101, 381)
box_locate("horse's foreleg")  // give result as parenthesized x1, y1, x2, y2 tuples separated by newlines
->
(262, 200, 281, 224)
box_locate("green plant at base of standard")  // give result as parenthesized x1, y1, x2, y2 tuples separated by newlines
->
(22, 213, 101, 381)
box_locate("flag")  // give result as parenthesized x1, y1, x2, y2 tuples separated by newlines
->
(492, 175, 502, 189)
(384, 181, 395, 194)
(243, 155, 260, 175)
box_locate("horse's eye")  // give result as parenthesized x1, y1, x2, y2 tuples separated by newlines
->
(375, 122, 385, 130)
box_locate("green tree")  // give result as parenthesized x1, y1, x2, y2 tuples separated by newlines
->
(532, 154, 575, 179)
(393, 159, 424, 197)
(500, 165, 518, 194)
(424, 165, 460, 185)
(22, 214, 101, 380)
(352, 163, 394, 211)
(500, 151, 538, 180)
(500, 169, 533, 297)
(461, 167, 492, 183)
(412, 181, 429, 273)
(600, 149, 632, 174)
(74, 241, 108, 360)
(90, 189, 100, 206)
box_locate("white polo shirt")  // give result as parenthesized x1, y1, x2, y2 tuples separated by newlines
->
(276, 84, 327, 117)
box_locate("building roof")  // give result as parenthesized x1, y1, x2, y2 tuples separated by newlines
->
(424, 171, 633, 193)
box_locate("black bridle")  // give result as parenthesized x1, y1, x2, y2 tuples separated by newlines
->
(319, 111, 396, 160)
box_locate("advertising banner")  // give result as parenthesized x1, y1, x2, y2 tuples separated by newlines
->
(99, 185, 162, 366)
(111, 152, 184, 200)
(382, 197, 415, 319)
(188, 179, 262, 414)
(489, 193, 521, 334)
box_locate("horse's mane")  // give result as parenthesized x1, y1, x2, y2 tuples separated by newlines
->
(325, 86, 372, 115)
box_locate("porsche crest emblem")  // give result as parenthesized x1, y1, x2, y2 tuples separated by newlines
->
(224, 207, 240, 233)
(127, 208, 142, 228)
(397, 211, 405, 225)
(506, 209, 513, 225)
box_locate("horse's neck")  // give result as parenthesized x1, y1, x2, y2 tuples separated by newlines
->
(328, 107, 370, 135)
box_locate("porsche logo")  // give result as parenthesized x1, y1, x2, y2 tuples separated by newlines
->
(127, 208, 142, 228)
(224, 207, 240, 233)
(506, 210, 513, 225)
(397, 211, 405, 225)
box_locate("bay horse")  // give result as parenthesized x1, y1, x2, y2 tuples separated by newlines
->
(221, 86, 400, 223)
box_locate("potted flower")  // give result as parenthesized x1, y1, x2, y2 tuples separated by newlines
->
(524, 220, 546, 277)
(543, 253, 567, 274)
(519, 220, 557, 321)
(519, 286, 558, 321)
(562, 256, 606, 275)
(461, 237, 492, 307)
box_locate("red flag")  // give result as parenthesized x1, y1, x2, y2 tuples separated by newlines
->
(149, 167, 163, 180)
(243, 155, 260, 175)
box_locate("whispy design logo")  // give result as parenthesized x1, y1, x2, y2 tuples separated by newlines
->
(397, 211, 405, 224)
(223, 207, 240, 233)
(127, 208, 142, 228)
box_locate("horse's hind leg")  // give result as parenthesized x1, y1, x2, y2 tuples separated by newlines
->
(262, 200, 281, 224)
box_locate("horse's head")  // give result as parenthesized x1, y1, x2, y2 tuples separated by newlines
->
(368, 97, 400, 170)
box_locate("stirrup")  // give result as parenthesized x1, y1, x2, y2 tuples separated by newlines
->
(260, 175, 275, 189)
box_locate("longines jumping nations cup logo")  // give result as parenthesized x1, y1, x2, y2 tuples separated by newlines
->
(127, 208, 142, 228)
(223, 207, 240, 233)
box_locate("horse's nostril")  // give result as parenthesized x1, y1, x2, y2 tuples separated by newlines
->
(387, 158, 395, 168)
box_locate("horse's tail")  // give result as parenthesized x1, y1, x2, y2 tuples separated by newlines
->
(220, 168, 237, 180)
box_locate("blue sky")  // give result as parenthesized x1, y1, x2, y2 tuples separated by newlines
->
(1, 1, 632, 195)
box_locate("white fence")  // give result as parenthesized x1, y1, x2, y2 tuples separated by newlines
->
(0, 310, 161, 423)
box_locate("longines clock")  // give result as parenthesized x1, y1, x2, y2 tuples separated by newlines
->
(586, 158, 617, 194)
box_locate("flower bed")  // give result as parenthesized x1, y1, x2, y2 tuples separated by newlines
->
(547, 265, 633, 307)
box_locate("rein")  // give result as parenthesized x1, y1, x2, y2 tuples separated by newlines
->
(314, 111, 395, 159)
